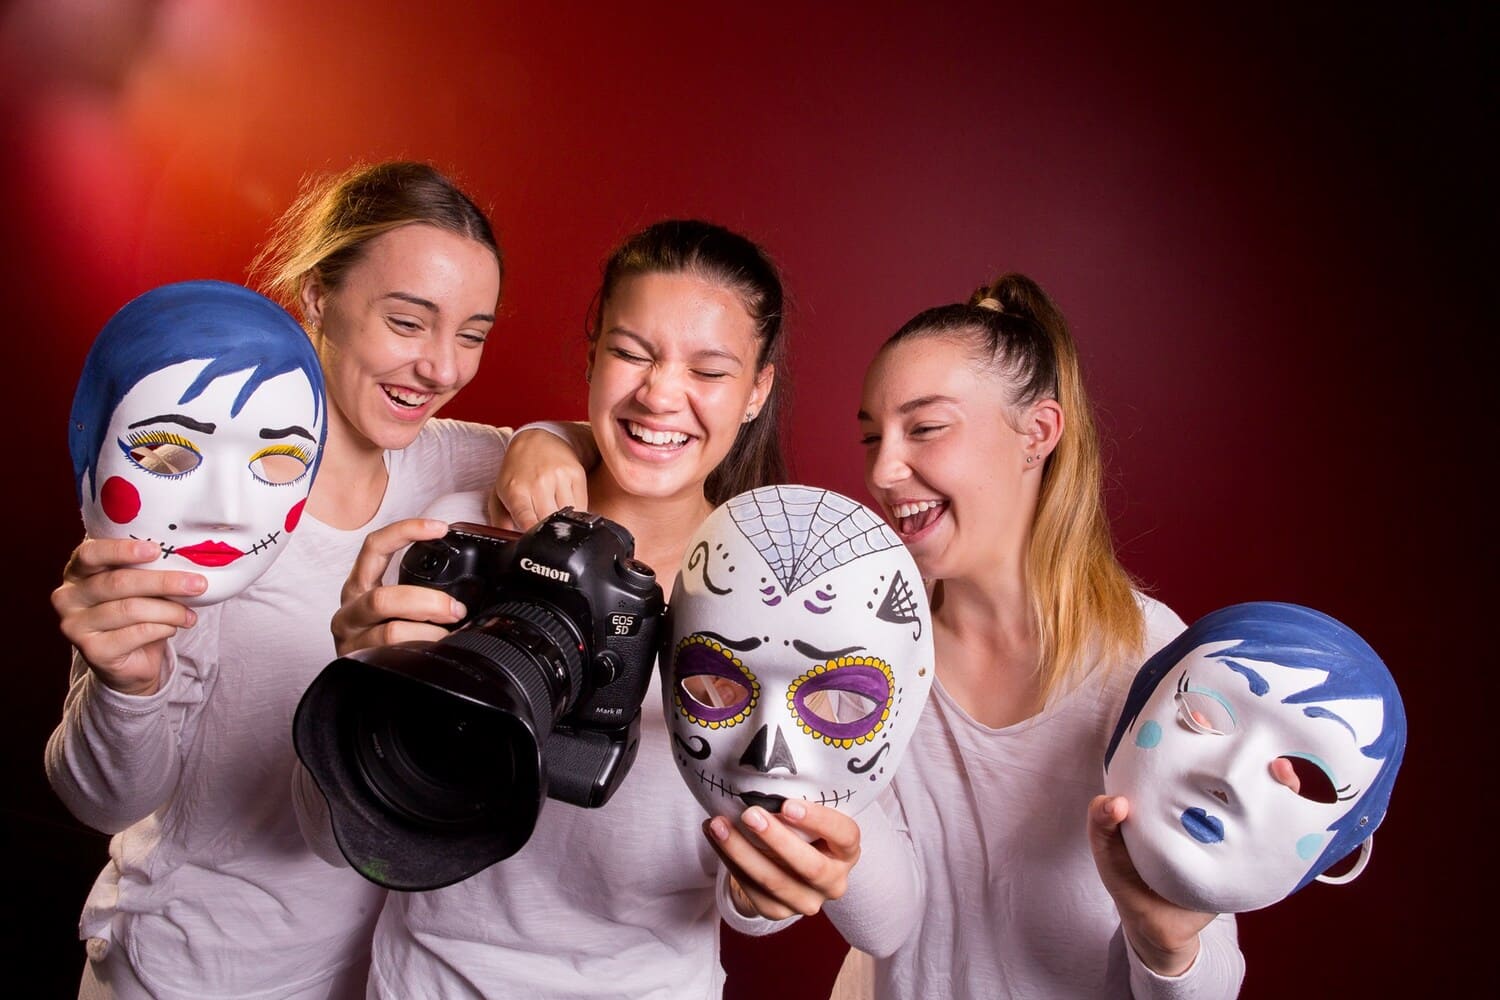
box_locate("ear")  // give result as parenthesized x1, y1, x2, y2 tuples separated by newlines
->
(749, 362, 775, 416)
(1022, 398, 1064, 462)
(299, 275, 326, 331)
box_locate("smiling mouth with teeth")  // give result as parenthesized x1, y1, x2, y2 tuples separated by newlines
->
(383, 384, 432, 408)
(889, 499, 947, 535)
(624, 420, 691, 447)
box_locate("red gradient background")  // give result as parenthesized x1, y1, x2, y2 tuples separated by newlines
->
(2, 2, 1485, 995)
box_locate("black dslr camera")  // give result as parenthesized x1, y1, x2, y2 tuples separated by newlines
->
(293, 508, 664, 891)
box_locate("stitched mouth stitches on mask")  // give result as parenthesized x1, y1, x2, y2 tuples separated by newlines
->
(692, 768, 857, 808)
(149, 529, 283, 559)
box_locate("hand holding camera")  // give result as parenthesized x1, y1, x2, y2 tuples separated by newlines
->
(295, 508, 665, 891)
(329, 516, 471, 655)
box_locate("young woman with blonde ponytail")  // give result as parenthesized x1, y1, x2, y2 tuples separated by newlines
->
(826, 273, 1246, 997)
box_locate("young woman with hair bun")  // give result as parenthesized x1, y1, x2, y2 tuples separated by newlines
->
(822, 273, 1246, 997)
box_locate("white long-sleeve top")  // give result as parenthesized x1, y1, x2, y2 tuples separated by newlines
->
(46, 420, 511, 1000)
(826, 596, 1247, 999)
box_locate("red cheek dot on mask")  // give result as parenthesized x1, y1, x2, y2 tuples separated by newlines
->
(100, 476, 141, 524)
(285, 499, 306, 533)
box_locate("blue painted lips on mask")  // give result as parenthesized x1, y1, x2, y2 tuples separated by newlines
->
(1181, 807, 1225, 844)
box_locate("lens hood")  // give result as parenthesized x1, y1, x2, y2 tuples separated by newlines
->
(294, 642, 546, 891)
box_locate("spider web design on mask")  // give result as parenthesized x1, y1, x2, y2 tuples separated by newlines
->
(728, 485, 901, 594)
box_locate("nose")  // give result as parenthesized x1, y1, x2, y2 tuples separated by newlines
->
(739, 724, 799, 775)
(184, 452, 246, 531)
(867, 435, 910, 491)
(414, 334, 461, 388)
(635, 363, 687, 412)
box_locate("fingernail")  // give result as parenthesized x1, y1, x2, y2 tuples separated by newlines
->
(183, 609, 197, 627)
(185, 575, 207, 594)
(450, 600, 466, 619)
(708, 817, 730, 841)
(743, 807, 769, 832)
(782, 800, 806, 821)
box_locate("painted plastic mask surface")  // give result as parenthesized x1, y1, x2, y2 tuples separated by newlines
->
(69, 281, 326, 607)
(665, 485, 935, 818)
(1103, 602, 1406, 912)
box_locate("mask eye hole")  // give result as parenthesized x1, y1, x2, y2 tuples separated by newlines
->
(121, 432, 202, 477)
(790, 656, 894, 747)
(1174, 682, 1236, 735)
(249, 445, 314, 485)
(672, 635, 758, 728)
(1276, 754, 1351, 803)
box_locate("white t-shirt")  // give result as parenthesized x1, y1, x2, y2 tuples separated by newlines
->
(827, 596, 1246, 999)
(47, 420, 511, 1000)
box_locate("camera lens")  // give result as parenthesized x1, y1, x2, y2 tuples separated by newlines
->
(353, 680, 520, 828)
(294, 600, 589, 890)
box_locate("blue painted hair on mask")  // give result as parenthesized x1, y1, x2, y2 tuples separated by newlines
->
(68, 280, 327, 506)
(1104, 601, 1406, 894)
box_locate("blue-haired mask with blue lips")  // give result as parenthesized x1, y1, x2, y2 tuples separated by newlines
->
(69, 280, 327, 606)
(1103, 601, 1406, 912)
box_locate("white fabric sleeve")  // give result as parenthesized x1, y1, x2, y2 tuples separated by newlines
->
(714, 864, 802, 937)
(44, 610, 215, 835)
(1125, 911, 1245, 999)
(822, 790, 923, 958)
(513, 420, 596, 459)
(425, 419, 514, 493)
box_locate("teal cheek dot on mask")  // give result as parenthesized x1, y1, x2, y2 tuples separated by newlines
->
(1135, 720, 1163, 749)
(1296, 833, 1324, 860)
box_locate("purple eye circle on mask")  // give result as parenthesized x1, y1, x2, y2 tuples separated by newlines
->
(672, 635, 759, 727)
(789, 657, 894, 745)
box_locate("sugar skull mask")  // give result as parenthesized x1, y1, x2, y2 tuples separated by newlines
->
(1103, 602, 1406, 913)
(69, 281, 326, 606)
(665, 486, 934, 818)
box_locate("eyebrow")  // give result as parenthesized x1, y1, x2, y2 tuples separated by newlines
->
(385, 291, 494, 325)
(127, 414, 216, 434)
(1302, 705, 1359, 740)
(1220, 659, 1270, 696)
(698, 631, 762, 652)
(856, 394, 961, 422)
(793, 639, 865, 661)
(260, 425, 316, 442)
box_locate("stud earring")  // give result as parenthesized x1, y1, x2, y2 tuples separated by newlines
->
(1026, 454, 1036, 464)
(743, 409, 757, 423)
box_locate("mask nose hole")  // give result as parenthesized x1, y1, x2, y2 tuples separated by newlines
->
(738, 724, 798, 774)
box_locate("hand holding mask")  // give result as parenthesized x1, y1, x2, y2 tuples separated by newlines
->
(69, 280, 326, 606)
(664, 485, 935, 820)
(1103, 601, 1407, 912)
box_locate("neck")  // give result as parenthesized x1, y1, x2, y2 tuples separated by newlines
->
(586, 468, 712, 596)
(933, 566, 1035, 650)
(307, 404, 388, 529)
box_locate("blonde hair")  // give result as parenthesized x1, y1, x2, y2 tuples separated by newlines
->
(249, 161, 500, 320)
(884, 273, 1144, 702)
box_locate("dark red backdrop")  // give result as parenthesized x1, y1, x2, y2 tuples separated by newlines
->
(2, 2, 1486, 995)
